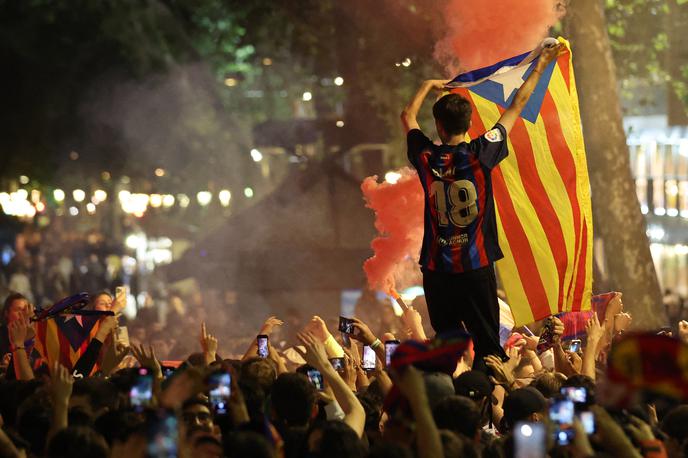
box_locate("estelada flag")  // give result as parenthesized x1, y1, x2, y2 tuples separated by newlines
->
(447, 37, 593, 326)
(33, 315, 101, 373)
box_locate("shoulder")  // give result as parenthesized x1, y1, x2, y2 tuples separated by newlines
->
(483, 124, 506, 143)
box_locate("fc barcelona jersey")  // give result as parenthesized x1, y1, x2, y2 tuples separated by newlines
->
(407, 124, 509, 273)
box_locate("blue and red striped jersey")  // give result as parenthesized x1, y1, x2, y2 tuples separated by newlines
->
(407, 124, 509, 273)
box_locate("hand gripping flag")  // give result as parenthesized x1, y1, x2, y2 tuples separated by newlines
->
(32, 293, 105, 372)
(447, 37, 593, 325)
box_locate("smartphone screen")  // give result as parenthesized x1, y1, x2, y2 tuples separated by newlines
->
(514, 422, 546, 458)
(550, 399, 575, 445)
(161, 366, 176, 380)
(561, 386, 587, 404)
(384, 340, 400, 367)
(338, 316, 354, 334)
(579, 411, 595, 434)
(257, 335, 269, 359)
(146, 409, 178, 458)
(536, 318, 555, 354)
(115, 326, 130, 347)
(307, 369, 324, 391)
(130, 367, 153, 410)
(362, 345, 376, 371)
(330, 357, 344, 371)
(567, 339, 582, 353)
(208, 371, 231, 415)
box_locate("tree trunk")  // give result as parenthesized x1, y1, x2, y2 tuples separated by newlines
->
(564, 0, 664, 328)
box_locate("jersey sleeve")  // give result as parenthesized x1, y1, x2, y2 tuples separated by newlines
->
(407, 129, 432, 167)
(471, 123, 509, 169)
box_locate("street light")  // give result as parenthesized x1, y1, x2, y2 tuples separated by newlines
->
(197, 191, 212, 206)
(53, 189, 66, 202)
(334, 76, 344, 86)
(73, 189, 86, 202)
(219, 190, 231, 207)
(250, 149, 263, 162)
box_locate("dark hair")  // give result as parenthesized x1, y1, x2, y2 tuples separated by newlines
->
(432, 94, 472, 136)
(2, 292, 27, 324)
(46, 426, 109, 458)
(242, 357, 277, 393)
(271, 373, 317, 428)
(531, 372, 566, 399)
(72, 378, 120, 414)
(561, 374, 596, 403)
(224, 431, 274, 458)
(307, 420, 366, 458)
(433, 395, 482, 439)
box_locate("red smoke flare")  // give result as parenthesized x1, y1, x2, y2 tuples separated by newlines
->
(361, 168, 424, 293)
(434, 0, 565, 72)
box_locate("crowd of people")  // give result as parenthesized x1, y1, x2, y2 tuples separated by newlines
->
(0, 286, 687, 458)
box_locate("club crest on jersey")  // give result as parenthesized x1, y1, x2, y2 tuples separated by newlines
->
(484, 128, 503, 143)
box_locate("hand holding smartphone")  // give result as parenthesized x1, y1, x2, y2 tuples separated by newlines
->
(257, 334, 269, 359)
(208, 370, 231, 415)
(130, 367, 154, 410)
(307, 369, 324, 391)
(362, 345, 376, 371)
(338, 316, 355, 335)
(384, 340, 400, 367)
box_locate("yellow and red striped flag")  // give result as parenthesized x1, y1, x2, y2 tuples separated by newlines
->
(33, 316, 101, 373)
(447, 37, 593, 325)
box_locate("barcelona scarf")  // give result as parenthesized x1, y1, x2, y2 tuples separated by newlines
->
(448, 37, 593, 326)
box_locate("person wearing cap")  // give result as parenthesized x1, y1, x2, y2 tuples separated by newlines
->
(500, 387, 548, 433)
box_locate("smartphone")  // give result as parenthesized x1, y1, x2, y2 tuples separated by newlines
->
(307, 369, 324, 391)
(362, 345, 376, 371)
(579, 411, 595, 434)
(146, 409, 178, 458)
(514, 422, 546, 458)
(208, 371, 231, 415)
(536, 318, 555, 354)
(115, 326, 130, 347)
(338, 316, 355, 334)
(550, 399, 575, 445)
(257, 334, 269, 359)
(330, 357, 345, 371)
(566, 339, 582, 353)
(561, 386, 587, 404)
(161, 365, 176, 380)
(341, 332, 351, 348)
(130, 367, 154, 410)
(384, 340, 400, 367)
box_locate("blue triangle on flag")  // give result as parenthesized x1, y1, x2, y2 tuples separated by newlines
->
(467, 59, 556, 123)
(55, 315, 99, 351)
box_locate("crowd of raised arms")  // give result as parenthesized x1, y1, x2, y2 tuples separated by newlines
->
(0, 287, 688, 458)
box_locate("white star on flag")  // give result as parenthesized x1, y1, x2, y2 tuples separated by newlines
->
(488, 63, 532, 102)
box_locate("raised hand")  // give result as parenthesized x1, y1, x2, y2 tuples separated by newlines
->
(95, 314, 119, 342)
(259, 316, 284, 335)
(539, 42, 564, 66)
(8, 313, 30, 348)
(678, 320, 688, 344)
(485, 354, 516, 388)
(131, 343, 162, 378)
(401, 306, 427, 341)
(51, 362, 74, 404)
(614, 312, 633, 334)
(349, 317, 377, 346)
(295, 331, 330, 371)
(303, 316, 331, 342)
(551, 316, 565, 344)
(200, 322, 218, 364)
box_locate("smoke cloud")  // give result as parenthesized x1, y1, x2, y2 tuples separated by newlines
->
(361, 168, 424, 293)
(434, 0, 566, 73)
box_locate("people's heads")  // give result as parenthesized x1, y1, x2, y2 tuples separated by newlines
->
(432, 93, 472, 141)
(46, 426, 109, 458)
(224, 431, 274, 458)
(271, 373, 318, 428)
(17, 390, 53, 455)
(531, 372, 567, 399)
(2, 292, 28, 324)
(453, 370, 493, 403)
(91, 291, 113, 312)
(422, 371, 455, 410)
(661, 405, 688, 458)
(561, 374, 595, 403)
(501, 387, 548, 432)
(433, 395, 482, 440)
(242, 357, 278, 394)
(306, 420, 365, 458)
(181, 396, 215, 435)
(70, 378, 120, 419)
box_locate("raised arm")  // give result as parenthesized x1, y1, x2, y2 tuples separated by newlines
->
(8, 312, 34, 381)
(497, 43, 563, 133)
(297, 331, 365, 437)
(401, 79, 449, 133)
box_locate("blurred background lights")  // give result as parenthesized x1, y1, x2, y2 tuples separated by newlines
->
(154, 168, 165, 177)
(244, 187, 254, 198)
(250, 148, 263, 162)
(19, 175, 29, 184)
(177, 194, 190, 208)
(53, 189, 66, 202)
(197, 191, 212, 206)
(384, 171, 402, 184)
(302, 91, 312, 101)
(72, 189, 86, 202)
(162, 194, 175, 208)
(219, 189, 231, 206)
(334, 76, 344, 86)
(149, 194, 163, 208)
